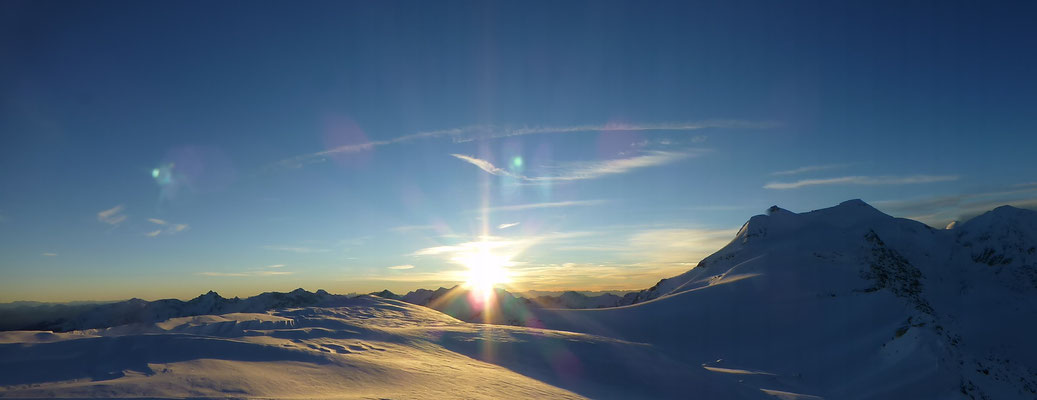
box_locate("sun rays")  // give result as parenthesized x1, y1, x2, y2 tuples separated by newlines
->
(455, 247, 513, 303)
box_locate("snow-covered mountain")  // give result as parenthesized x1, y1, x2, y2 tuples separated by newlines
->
(531, 291, 624, 309)
(530, 199, 1037, 399)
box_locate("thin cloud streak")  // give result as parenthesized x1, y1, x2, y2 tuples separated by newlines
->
(147, 218, 167, 225)
(388, 265, 415, 270)
(484, 200, 607, 212)
(451, 154, 510, 176)
(553, 151, 696, 181)
(262, 245, 331, 253)
(272, 120, 769, 170)
(256, 271, 293, 276)
(389, 224, 439, 233)
(497, 222, 520, 230)
(97, 205, 127, 225)
(452, 150, 696, 183)
(770, 164, 849, 176)
(198, 272, 250, 277)
(42, 252, 57, 257)
(874, 184, 1037, 227)
(145, 223, 189, 237)
(199, 270, 295, 277)
(410, 231, 594, 258)
(764, 175, 958, 189)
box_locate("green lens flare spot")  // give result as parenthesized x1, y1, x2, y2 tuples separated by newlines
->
(151, 168, 160, 178)
(512, 157, 523, 168)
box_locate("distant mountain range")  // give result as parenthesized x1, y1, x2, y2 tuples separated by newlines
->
(0, 289, 348, 332)
(0, 285, 632, 333)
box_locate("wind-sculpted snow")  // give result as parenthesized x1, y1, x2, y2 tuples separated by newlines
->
(0, 295, 772, 399)
(1, 297, 568, 398)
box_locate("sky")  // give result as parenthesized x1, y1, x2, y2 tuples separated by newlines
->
(2, 1, 1036, 302)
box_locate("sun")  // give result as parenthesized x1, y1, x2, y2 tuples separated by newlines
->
(455, 249, 511, 296)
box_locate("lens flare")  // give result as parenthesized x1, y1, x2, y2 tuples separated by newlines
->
(151, 163, 175, 185)
(455, 249, 511, 300)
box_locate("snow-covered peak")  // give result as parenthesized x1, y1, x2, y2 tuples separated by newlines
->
(766, 205, 795, 215)
(732, 200, 890, 246)
(956, 204, 1037, 248)
(800, 198, 892, 228)
(959, 205, 1037, 232)
(953, 205, 1037, 290)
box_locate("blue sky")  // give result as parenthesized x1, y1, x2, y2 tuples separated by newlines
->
(2, 1, 1036, 301)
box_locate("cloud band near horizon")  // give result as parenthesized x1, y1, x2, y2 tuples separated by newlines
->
(764, 175, 958, 189)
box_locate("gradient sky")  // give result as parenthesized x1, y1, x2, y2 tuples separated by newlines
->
(2, 1, 1036, 302)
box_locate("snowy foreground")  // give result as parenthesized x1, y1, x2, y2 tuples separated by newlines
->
(0, 296, 717, 399)
(2, 200, 1037, 399)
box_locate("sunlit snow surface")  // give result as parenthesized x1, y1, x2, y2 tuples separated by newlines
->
(0, 296, 723, 399)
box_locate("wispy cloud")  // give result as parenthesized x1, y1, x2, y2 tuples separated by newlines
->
(685, 205, 754, 212)
(262, 245, 331, 253)
(389, 224, 439, 233)
(42, 252, 57, 257)
(485, 200, 606, 213)
(264, 264, 285, 268)
(427, 121, 772, 143)
(388, 264, 415, 270)
(144, 220, 189, 237)
(874, 184, 1037, 227)
(199, 270, 295, 277)
(97, 205, 127, 225)
(199, 272, 250, 277)
(452, 150, 696, 183)
(256, 270, 293, 276)
(411, 232, 593, 259)
(451, 154, 510, 176)
(763, 175, 958, 190)
(770, 163, 849, 176)
(626, 228, 738, 264)
(551, 151, 696, 180)
(272, 120, 770, 170)
(497, 222, 520, 230)
(503, 262, 693, 292)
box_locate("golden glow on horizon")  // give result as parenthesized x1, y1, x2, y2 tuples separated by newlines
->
(455, 248, 512, 298)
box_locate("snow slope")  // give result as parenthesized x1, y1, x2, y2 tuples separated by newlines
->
(0, 296, 748, 399)
(532, 200, 1037, 399)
